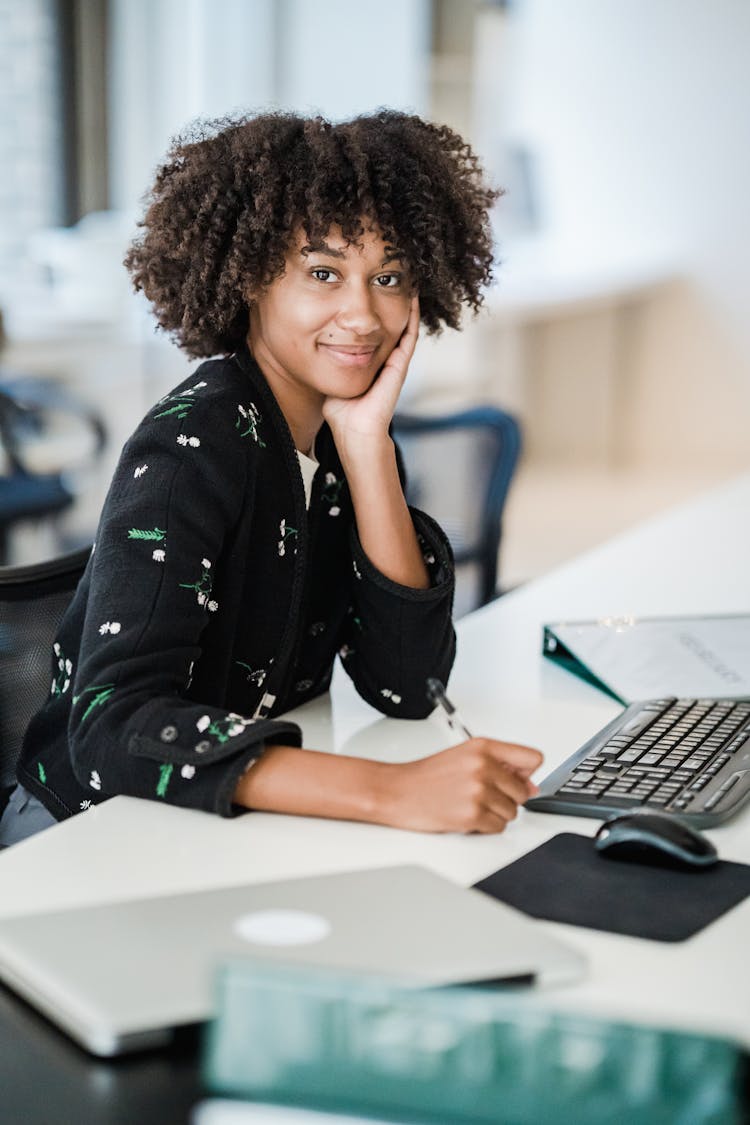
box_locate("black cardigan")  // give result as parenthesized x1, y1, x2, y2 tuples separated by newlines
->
(18, 349, 456, 821)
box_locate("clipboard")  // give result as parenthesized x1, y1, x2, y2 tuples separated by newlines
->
(543, 614, 750, 705)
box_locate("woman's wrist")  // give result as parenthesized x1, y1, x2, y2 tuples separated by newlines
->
(332, 429, 396, 480)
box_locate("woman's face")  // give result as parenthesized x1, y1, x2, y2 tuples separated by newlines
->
(247, 223, 412, 408)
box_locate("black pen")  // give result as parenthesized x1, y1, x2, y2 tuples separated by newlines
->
(426, 678, 474, 741)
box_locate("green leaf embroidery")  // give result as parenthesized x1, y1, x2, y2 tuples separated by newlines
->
(37, 762, 47, 784)
(128, 527, 166, 541)
(154, 400, 194, 419)
(156, 763, 173, 798)
(76, 684, 115, 723)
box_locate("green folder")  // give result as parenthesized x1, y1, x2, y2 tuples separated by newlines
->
(204, 960, 745, 1124)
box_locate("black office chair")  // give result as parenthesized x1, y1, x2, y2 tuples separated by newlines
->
(0, 545, 91, 815)
(0, 377, 107, 564)
(392, 405, 522, 617)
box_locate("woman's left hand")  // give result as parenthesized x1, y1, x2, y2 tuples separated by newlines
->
(322, 295, 420, 442)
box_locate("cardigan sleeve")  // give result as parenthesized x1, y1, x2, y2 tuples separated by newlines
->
(339, 508, 456, 719)
(64, 385, 302, 817)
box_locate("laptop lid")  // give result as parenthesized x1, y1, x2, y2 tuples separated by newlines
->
(0, 864, 586, 1056)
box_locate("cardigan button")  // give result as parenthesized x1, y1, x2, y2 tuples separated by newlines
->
(294, 679, 313, 692)
(195, 740, 212, 754)
(159, 724, 179, 743)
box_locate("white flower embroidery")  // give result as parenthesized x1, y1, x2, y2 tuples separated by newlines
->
(228, 723, 245, 737)
(196, 714, 211, 732)
(133, 464, 148, 478)
(152, 548, 166, 562)
(176, 434, 189, 446)
(62, 678, 70, 693)
(380, 689, 402, 704)
(65, 659, 72, 673)
(353, 560, 362, 580)
(325, 472, 337, 485)
(53, 642, 61, 657)
(279, 519, 286, 536)
(89, 770, 102, 791)
(181, 764, 196, 780)
(207, 599, 219, 612)
(177, 434, 201, 448)
(79, 799, 93, 811)
(197, 592, 207, 606)
(328, 506, 340, 517)
(188, 436, 200, 447)
(201, 558, 211, 569)
(99, 621, 121, 635)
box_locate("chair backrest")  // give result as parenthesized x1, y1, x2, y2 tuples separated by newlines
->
(0, 546, 90, 797)
(0, 377, 107, 564)
(392, 406, 522, 616)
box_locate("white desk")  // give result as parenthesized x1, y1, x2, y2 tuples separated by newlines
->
(2, 474, 749, 1061)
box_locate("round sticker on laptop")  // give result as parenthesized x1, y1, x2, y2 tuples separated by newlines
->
(233, 909, 331, 947)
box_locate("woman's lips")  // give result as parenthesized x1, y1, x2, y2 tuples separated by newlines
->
(319, 343, 378, 366)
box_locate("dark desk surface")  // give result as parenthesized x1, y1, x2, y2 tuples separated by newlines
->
(0, 981, 203, 1125)
(3, 976, 750, 1124)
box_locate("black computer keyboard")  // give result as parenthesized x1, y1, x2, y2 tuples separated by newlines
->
(526, 697, 750, 827)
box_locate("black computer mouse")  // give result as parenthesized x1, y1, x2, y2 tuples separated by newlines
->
(594, 810, 718, 870)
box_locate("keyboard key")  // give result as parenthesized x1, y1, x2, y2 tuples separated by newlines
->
(542, 698, 750, 822)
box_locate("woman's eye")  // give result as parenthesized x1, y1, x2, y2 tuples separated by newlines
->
(374, 273, 401, 288)
(311, 268, 337, 282)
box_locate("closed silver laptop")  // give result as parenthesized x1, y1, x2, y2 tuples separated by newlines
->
(0, 864, 586, 1056)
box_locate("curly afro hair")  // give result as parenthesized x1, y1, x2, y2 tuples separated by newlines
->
(124, 110, 501, 358)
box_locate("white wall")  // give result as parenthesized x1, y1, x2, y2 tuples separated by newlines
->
(496, 0, 750, 468)
(108, 0, 430, 216)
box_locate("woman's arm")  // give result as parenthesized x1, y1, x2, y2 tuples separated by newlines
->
(233, 738, 542, 834)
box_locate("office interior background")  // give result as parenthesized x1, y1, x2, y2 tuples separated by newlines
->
(1, 0, 749, 589)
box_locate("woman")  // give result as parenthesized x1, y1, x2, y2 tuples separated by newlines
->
(1, 110, 541, 846)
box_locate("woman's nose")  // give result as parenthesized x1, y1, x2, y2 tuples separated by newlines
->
(335, 283, 380, 335)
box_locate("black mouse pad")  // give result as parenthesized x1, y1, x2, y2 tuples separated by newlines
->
(474, 833, 750, 942)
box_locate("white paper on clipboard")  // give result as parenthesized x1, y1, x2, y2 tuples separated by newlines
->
(544, 614, 750, 703)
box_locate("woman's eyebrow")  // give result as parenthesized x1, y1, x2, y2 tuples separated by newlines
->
(298, 242, 405, 266)
(300, 242, 346, 259)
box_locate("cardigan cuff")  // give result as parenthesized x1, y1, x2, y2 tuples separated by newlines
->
(348, 507, 454, 602)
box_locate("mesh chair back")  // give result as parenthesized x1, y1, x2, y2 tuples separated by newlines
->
(0, 547, 90, 797)
(392, 407, 521, 616)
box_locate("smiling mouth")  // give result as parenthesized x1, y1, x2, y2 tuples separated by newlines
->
(319, 343, 379, 366)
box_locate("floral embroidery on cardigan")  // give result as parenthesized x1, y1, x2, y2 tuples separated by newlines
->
(321, 471, 344, 517)
(236, 403, 265, 446)
(195, 712, 256, 744)
(278, 518, 298, 556)
(180, 558, 218, 611)
(51, 643, 72, 695)
(156, 763, 173, 797)
(128, 527, 166, 542)
(235, 659, 271, 687)
(73, 683, 115, 723)
(153, 381, 208, 420)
